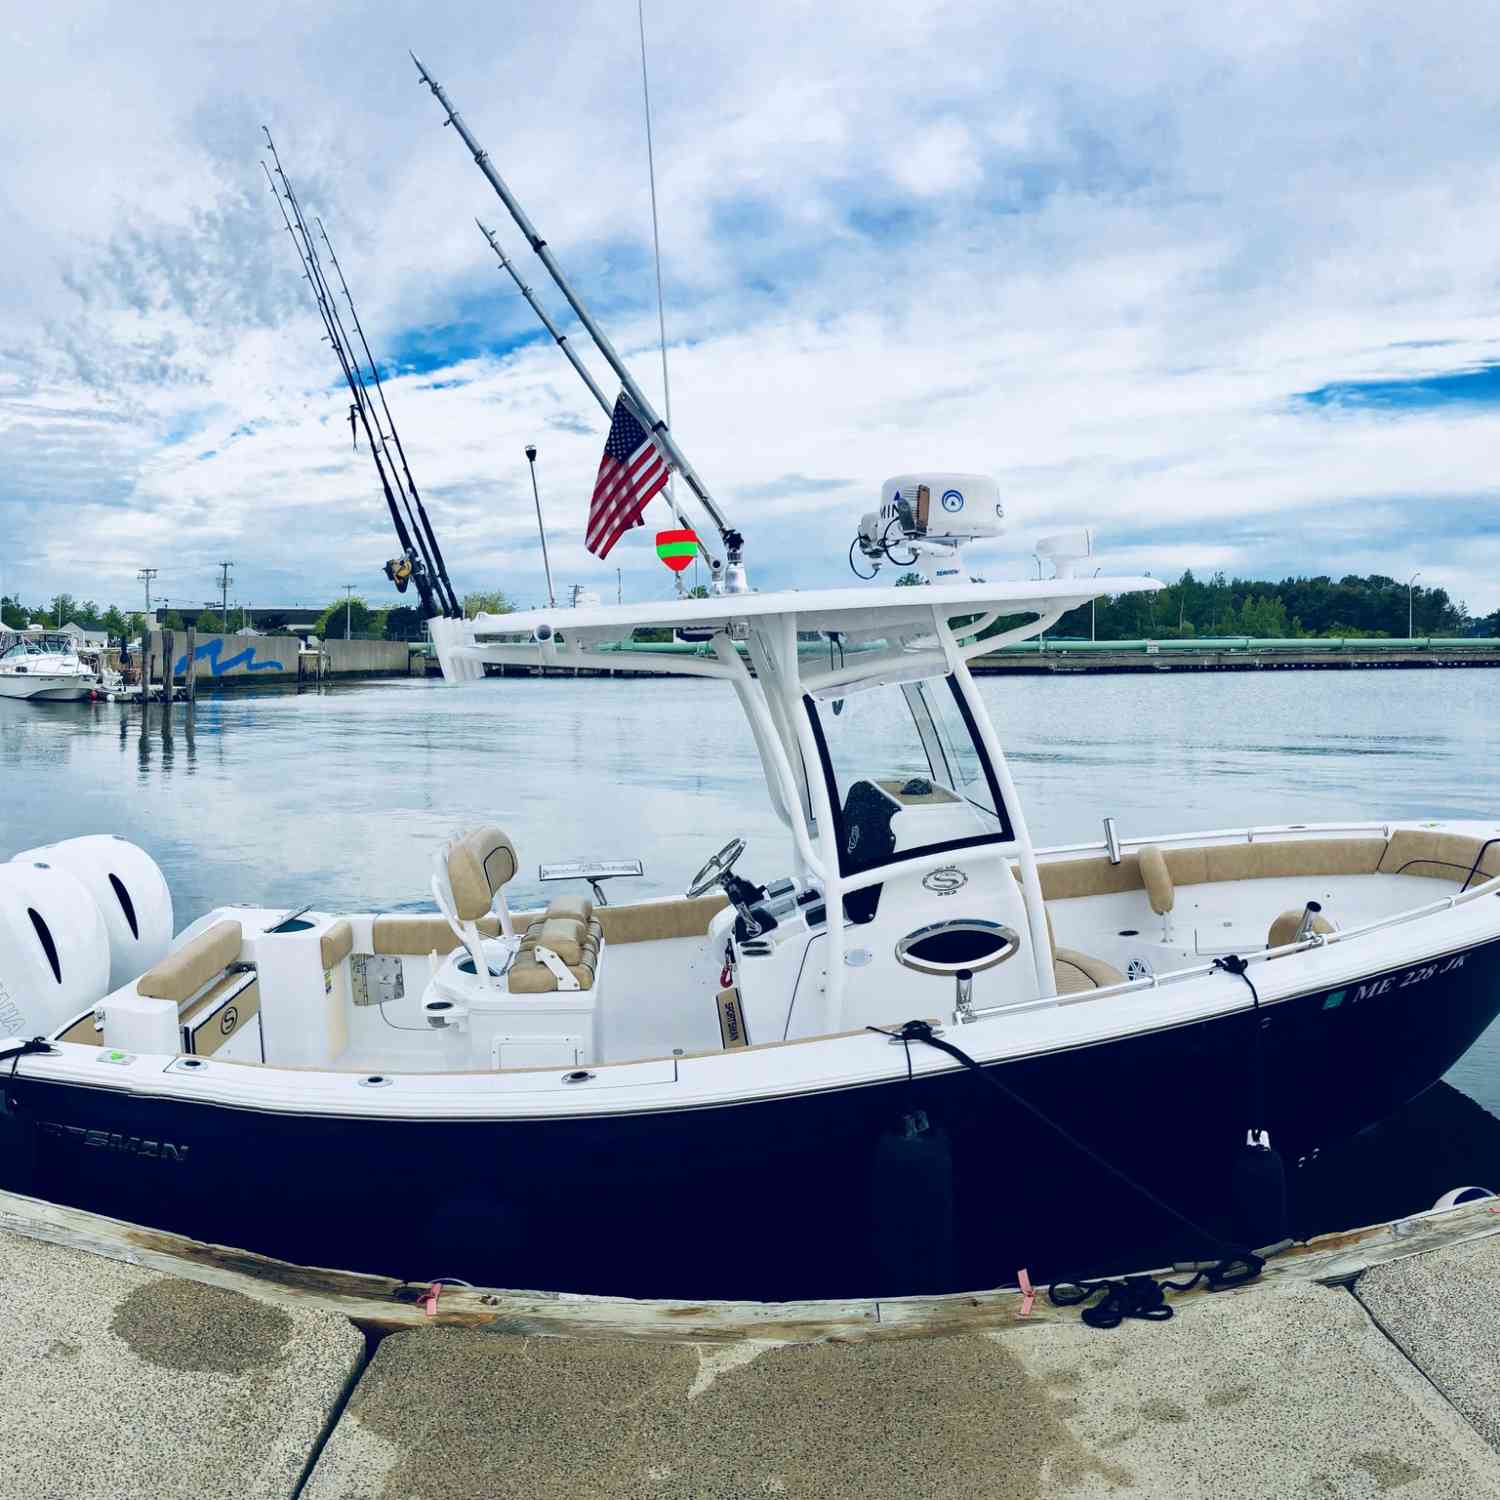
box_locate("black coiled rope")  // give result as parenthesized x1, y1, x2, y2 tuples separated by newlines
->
(869, 1019, 1266, 1327)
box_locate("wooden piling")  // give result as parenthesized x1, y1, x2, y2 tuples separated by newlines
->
(184, 627, 196, 703)
(161, 630, 173, 723)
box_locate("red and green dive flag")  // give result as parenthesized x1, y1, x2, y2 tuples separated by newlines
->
(656, 528, 699, 573)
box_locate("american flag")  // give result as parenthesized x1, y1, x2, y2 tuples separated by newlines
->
(585, 394, 670, 558)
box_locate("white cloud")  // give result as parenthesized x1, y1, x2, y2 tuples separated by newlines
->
(3, 0, 1500, 615)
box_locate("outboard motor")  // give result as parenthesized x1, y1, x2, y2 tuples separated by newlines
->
(11, 836, 172, 992)
(0, 862, 111, 1038)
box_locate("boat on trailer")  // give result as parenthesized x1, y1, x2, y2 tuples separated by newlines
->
(3, 549, 1500, 1299)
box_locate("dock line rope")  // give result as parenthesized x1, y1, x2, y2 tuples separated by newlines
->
(0, 1038, 53, 1117)
(1212, 954, 1267, 1139)
(868, 1020, 1265, 1326)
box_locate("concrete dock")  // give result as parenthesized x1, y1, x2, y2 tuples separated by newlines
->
(3, 1197, 1500, 1499)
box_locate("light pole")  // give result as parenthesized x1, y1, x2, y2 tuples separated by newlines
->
(616, 567, 622, 606)
(1090, 566, 1102, 642)
(218, 561, 233, 623)
(342, 583, 356, 640)
(525, 445, 556, 608)
(1407, 571, 1421, 639)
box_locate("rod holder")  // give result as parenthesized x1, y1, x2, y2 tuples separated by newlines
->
(1103, 817, 1122, 865)
(1294, 901, 1324, 941)
(955, 967, 974, 1021)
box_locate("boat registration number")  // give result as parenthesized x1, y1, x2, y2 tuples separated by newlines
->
(1323, 952, 1467, 1010)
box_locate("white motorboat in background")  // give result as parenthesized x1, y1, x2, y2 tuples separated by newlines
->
(0, 637, 101, 702)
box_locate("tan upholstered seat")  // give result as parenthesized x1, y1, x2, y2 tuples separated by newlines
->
(445, 826, 519, 920)
(320, 920, 353, 970)
(1054, 947, 1126, 995)
(543, 893, 594, 925)
(1266, 909, 1336, 948)
(1037, 837, 1388, 901)
(1379, 831, 1500, 885)
(1007, 864, 1124, 997)
(510, 913, 602, 992)
(1137, 846, 1174, 916)
(519, 916, 601, 967)
(507, 948, 599, 993)
(136, 920, 243, 1004)
(595, 895, 728, 944)
(373, 914, 505, 956)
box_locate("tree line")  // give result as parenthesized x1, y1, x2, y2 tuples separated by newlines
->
(0, 591, 519, 643)
(893, 570, 1490, 640)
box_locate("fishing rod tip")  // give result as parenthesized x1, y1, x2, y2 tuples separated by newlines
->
(408, 49, 429, 78)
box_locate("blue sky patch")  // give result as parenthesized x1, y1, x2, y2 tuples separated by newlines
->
(1298, 363, 1500, 410)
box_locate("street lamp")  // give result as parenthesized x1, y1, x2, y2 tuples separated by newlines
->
(342, 583, 356, 641)
(1090, 566, 1102, 642)
(1407, 571, 1421, 639)
(525, 445, 556, 608)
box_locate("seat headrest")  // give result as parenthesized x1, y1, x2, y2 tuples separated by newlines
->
(1138, 846, 1173, 915)
(446, 826, 519, 921)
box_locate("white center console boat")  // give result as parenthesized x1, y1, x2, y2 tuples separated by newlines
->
(4, 532, 1499, 1299)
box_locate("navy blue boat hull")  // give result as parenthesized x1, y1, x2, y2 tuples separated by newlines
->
(7, 937, 1498, 1300)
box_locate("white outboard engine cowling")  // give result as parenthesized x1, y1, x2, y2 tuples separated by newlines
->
(10, 836, 173, 993)
(0, 863, 111, 1039)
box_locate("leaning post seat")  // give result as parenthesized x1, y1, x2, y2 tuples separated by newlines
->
(510, 909, 604, 993)
(421, 868, 605, 1067)
(430, 825, 522, 988)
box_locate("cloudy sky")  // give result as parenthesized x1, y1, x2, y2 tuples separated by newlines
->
(3, 0, 1500, 618)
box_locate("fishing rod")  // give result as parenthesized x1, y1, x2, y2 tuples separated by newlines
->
(261, 131, 445, 620)
(317, 218, 462, 618)
(267, 137, 445, 614)
(474, 218, 693, 543)
(411, 52, 747, 593)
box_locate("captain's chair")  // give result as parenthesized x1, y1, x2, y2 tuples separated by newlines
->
(431, 826, 521, 988)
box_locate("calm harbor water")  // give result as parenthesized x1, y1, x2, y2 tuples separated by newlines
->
(4, 667, 1499, 1113)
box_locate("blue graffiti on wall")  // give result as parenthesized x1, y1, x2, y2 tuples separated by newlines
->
(174, 638, 285, 677)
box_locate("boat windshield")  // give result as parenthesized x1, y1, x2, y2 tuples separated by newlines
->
(805, 675, 1013, 875)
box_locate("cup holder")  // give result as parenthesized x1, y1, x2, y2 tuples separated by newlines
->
(456, 957, 506, 978)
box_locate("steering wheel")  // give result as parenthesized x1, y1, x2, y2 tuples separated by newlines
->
(686, 837, 747, 899)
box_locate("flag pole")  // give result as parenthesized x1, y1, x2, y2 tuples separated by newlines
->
(412, 52, 746, 593)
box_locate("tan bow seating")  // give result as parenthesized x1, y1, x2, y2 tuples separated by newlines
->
(1008, 864, 1125, 997)
(1054, 948, 1125, 996)
(1037, 837, 1390, 902)
(1378, 831, 1500, 885)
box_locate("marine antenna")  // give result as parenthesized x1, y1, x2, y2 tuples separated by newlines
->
(411, 52, 748, 594)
